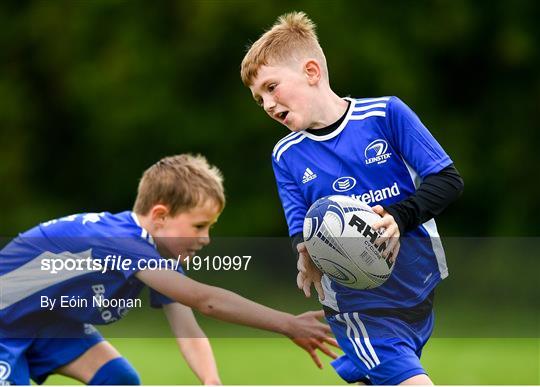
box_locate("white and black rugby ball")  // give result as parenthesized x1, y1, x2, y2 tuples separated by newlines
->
(303, 195, 395, 290)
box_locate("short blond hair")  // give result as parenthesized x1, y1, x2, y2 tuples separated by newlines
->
(241, 11, 328, 86)
(133, 154, 225, 216)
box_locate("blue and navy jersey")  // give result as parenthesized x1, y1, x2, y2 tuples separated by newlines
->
(0, 211, 183, 329)
(272, 96, 452, 312)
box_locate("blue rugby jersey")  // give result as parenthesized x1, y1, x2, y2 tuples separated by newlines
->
(272, 96, 452, 312)
(0, 211, 182, 330)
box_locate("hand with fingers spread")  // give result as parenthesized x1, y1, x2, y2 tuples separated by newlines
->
(287, 310, 340, 368)
(371, 205, 401, 264)
(296, 242, 325, 300)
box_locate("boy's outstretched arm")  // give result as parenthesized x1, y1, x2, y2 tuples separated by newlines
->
(136, 269, 338, 368)
(163, 302, 221, 385)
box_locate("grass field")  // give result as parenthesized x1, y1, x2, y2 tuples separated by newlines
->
(45, 337, 539, 385)
(43, 270, 539, 385)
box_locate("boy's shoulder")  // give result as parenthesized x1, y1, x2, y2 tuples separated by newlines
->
(23, 211, 155, 252)
(54, 211, 154, 251)
(34, 211, 137, 236)
(1, 211, 158, 272)
(347, 95, 413, 118)
(272, 131, 304, 160)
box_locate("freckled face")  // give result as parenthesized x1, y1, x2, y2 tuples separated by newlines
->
(250, 64, 316, 132)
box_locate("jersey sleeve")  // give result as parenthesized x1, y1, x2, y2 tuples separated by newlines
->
(272, 155, 308, 236)
(95, 238, 186, 306)
(385, 97, 452, 178)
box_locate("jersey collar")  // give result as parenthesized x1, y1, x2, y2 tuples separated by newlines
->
(300, 97, 355, 142)
(131, 212, 156, 247)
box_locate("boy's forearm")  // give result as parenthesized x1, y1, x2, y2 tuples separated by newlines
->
(198, 285, 293, 337)
(137, 270, 294, 336)
(162, 303, 221, 384)
(177, 338, 221, 385)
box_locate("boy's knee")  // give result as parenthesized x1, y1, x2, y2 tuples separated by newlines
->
(89, 357, 141, 385)
(399, 373, 433, 385)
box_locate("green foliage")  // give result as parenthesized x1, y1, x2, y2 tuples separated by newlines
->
(1, 1, 538, 236)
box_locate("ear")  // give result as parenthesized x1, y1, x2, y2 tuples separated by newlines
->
(149, 204, 170, 228)
(304, 60, 321, 85)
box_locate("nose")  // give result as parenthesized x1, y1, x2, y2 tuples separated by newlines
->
(263, 96, 276, 114)
(199, 235, 210, 247)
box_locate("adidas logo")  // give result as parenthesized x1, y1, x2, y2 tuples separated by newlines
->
(302, 168, 317, 184)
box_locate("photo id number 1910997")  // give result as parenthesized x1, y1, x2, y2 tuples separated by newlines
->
(185, 255, 252, 271)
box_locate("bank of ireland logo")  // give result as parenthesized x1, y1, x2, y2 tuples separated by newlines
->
(332, 176, 356, 192)
(365, 139, 392, 165)
(0, 361, 11, 385)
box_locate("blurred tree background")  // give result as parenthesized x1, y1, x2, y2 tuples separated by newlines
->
(1, 2, 538, 384)
(1, 0, 539, 237)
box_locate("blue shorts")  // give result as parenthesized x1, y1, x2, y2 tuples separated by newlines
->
(0, 320, 103, 385)
(327, 311, 434, 385)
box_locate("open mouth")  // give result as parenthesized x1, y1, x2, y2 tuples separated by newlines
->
(187, 246, 203, 256)
(277, 111, 289, 121)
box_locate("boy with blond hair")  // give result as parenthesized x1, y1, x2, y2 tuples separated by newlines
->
(0, 153, 337, 385)
(241, 12, 463, 385)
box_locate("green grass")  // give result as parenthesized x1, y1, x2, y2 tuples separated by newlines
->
(45, 338, 539, 385)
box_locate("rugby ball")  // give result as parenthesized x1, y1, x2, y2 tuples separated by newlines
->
(303, 195, 395, 290)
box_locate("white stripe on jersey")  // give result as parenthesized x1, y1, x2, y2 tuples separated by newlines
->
(131, 212, 142, 226)
(273, 97, 385, 155)
(131, 212, 156, 247)
(320, 274, 339, 311)
(0, 249, 96, 310)
(272, 132, 302, 157)
(275, 134, 307, 161)
(131, 212, 147, 240)
(352, 103, 387, 112)
(349, 111, 386, 120)
(422, 219, 448, 279)
(356, 97, 391, 104)
(336, 314, 374, 369)
(401, 159, 448, 279)
(402, 159, 423, 189)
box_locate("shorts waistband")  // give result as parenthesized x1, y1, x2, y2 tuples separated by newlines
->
(323, 289, 434, 324)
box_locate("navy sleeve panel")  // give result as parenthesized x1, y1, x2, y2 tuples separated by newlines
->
(383, 164, 464, 233)
(290, 232, 304, 258)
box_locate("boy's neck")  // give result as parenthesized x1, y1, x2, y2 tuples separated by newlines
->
(306, 99, 350, 135)
(309, 89, 348, 129)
